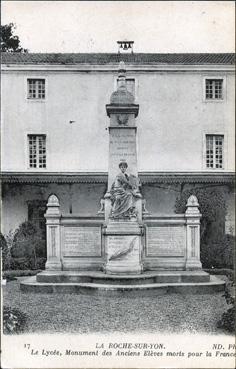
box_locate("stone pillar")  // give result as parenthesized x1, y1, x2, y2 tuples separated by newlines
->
(104, 61, 141, 223)
(44, 194, 62, 270)
(103, 61, 144, 274)
(185, 195, 202, 270)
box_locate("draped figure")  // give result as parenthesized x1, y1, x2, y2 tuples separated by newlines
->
(110, 161, 141, 219)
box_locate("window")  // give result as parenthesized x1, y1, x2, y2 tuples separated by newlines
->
(205, 79, 223, 100)
(28, 135, 46, 168)
(125, 78, 135, 96)
(27, 79, 45, 99)
(206, 135, 224, 169)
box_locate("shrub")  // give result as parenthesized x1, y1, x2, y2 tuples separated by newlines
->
(175, 186, 235, 268)
(11, 221, 46, 270)
(1, 230, 17, 270)
(35, 257, 47, 269)
(217, 282, 235, 333)
(201, 235, 235, 269)
(0, 233, 11, 270)
(3, 307, 27, 334)
(3, 269, 42, 281)
(204, 268, 234, 281)
(218, 307, 235, 333)
(10, 257, 33, 270)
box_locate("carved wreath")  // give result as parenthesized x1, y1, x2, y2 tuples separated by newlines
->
(117, 114, 129, 125)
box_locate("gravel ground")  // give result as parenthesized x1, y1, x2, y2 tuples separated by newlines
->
(2, 279, 232, 335)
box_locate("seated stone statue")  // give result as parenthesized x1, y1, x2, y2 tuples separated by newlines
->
(110, 161, 141, 219)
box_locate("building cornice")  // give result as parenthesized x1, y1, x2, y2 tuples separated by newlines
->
(1, 171, 234, 185)
(139, 172, 235, 185)
(1, 63, 235, 73)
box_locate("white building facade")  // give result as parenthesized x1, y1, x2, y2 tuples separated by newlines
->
(1, 52, 235, 235)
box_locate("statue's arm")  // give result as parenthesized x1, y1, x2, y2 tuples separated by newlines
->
(116, 174, 132, 187)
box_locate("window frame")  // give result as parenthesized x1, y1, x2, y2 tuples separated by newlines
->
(203, 76, 226, 103)
(25, 76, 47, 102)
(203, 133, 226, 170)
(26, 134, 47, 170)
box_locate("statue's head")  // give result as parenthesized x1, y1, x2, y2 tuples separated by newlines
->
(119, 160, 128, 173)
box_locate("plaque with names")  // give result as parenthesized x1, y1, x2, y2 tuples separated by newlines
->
(108, 128, 138, 187)
(63, 226, 102, 257)
(110, 129, 137, 162)
(146, 226, 185, 256)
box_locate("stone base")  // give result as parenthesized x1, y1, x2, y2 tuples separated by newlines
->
(185, 259, 203, 270)
(45, 259, 62, 270)
(104, 220, 143, 274)
(104, 263, 143, 275)
(36, 270, 210, 284)
(20, 271, 225, 296)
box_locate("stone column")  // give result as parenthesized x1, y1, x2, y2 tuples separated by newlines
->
(44, 194, 62, 270)
(185, 195, 202, 270)
(104, 61, 141, 222)
(103, 61, 144, 274)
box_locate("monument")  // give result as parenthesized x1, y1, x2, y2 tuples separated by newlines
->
(20, 62, 225, 295)
(103, 62, 143, 274)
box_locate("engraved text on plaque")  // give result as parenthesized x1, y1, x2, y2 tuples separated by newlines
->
(146, 226, 185, 256)
(63, 226, 102, 257)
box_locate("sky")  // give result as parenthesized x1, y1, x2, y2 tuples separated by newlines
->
(2, 1, 235, 53)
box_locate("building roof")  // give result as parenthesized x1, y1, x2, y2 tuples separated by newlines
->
(1, 52, 235, 65)
(1, 171, 234, 185)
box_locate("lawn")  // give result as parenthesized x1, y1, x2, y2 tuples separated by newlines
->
(2, 278, 232, 335)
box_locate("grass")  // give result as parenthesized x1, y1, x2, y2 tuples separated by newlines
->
(2, 278, 233, 335)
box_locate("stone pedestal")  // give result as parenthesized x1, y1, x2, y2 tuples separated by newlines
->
(104, 220, 143, 274)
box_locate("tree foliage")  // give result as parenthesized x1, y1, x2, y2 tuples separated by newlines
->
(3, 307, 27, 334)
(1, 23, 28, 52)
(11, 221, 46, 269)
(0, 232, 11, 270)
(175, 186, 226, 242)
(175, 186, 234, 268)
(217, 282, 235, 333)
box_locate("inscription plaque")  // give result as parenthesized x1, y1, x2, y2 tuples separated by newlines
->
(110, 130, 136, 160)
(146, 226, 185, 256)
(63, 226, 102, 257)
(108, 128, 138, 188)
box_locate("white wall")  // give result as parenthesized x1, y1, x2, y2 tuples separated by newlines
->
(1, 67, 235, 172)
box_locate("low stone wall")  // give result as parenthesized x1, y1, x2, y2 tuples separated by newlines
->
(45, 194, 202, 272)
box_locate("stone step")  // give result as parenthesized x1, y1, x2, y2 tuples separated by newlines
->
(20, 275, 225, 296)
(36, 270, 210, 284)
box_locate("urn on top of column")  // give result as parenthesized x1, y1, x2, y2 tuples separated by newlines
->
(106, 61, 139, 125)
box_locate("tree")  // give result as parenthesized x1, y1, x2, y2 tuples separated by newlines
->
(1, 23, 28, 52)
(11, 221, 46, 269)
(175, 186, 234, 268)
